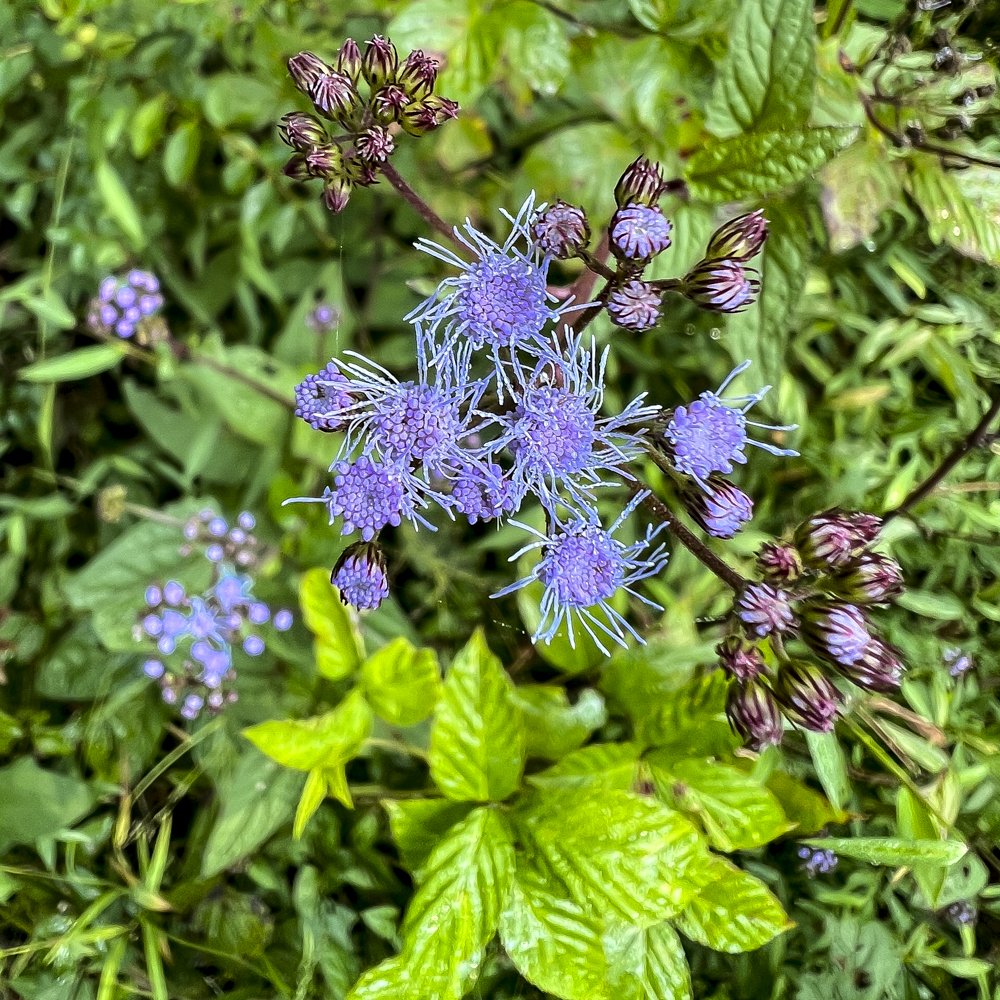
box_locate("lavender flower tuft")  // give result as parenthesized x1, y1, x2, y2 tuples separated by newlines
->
(738, 582, 798, 638)
(607, 279, 662, 332)
(532, 201, 590, 259)
(332, 541, 390, 610)
(609, 204, 672, 261)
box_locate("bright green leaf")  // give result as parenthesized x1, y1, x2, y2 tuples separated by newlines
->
(96, 160, 146, 247)
(20, 344, 127, 383)
(301, 566, 364, 679)
(605, 921, 693, 1000)
(385, 798, 475, 871)
(515, 685, 607, 761)
(806, 729, 853, 812)
(802, 836, 968, 867)
(361, 637, 441, 727)
(293, 769, 328, 839)
(528, 742, 641, 792)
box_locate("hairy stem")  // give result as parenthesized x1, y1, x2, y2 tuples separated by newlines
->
(884, 387, 1000, 522)
(381, 162, 461, 247)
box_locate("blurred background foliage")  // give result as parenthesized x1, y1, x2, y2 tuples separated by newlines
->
(2, 0, 1000, 997)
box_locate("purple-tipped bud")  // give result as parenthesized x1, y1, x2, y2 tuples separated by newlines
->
(705, 210, 769, 263)
(362, 35, 398, 88)
(610, 204, 672, 261)
(801, 601, 871, 667)
(849, 511, 883, 543)
(794, 508, 873, 570)
(283, 155, 311, 181)
(614, 155, 665, 207)
(756, 541, 803, 585)
(304, 144, 344, 178)
(726, 681, 784, 750)
(682, 476, 753, 538)
(278, 112, 327, 152)
(683, 259, 760, 313)
(399, 94, 459, 135)
(322, 176, 352, 213)
(607, 279, 662, 331)
(838, 637, 904, 692)
(945, 901, 977, 926)
(775, 661, 840, 733)
(798, 845, 838, 877)
(831, 552, 904, 604)
(288, 52, 333, 94)
(717, 636, 765, 682)
(532, 201, 590, 259)
(355, 125, 395, 164)
(332, 541, 390, 611)
(372, 84, 411, 123)
(397, 49, 439, 97)
(336, 38, 362, 81)
(309, 71, 359, 121)
(737, 582, 797, 638)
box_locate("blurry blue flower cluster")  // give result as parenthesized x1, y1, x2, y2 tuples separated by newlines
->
(87, 269, 164, 340)
(136, 509, 291, 720)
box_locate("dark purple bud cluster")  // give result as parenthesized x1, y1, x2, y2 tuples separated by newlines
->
(280, 37, 459, 213)
(720, 508, 907, 749)
(681, 211, 767, 314)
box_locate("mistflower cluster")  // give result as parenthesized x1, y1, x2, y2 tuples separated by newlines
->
(137, 510, 291, 720)
(87, 270, 164, 340)
(307, 301, 340, 334)
(798, 845, 839, 877)
(278, 36, 458, 212)
(721, 509, 907, 749)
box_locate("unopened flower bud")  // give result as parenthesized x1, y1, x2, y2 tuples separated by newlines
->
(309, 71, 359, 121)
(614, 155, 665, 207)
(288, 52, 332, 93)
(355, 125, 395, 164)
(283, 155, 311, 181)
(532, 201, 590, 258)
(322, 175, 352, 214)
(831, 552, 904, 604)
(609, 204, 672, 261)
(372, 83, 411, 123)
(336, 38, 362, 81)
(838, 637, 904, 692)
(737, 582, 797, 638)
(362, 35, 398, 88)
(705, 210, 769, 263)
(801, 601, 871, 667)
(400, 94, 459, 135)
(397, 49, 439, 97)
(775, 661, 840, 733)
(756, 541, 803, 585)
(794, 508, 872, 570)
(726, 681, 784, 750)
(278, 111, 327, 152)
(304, 143, 343, 178)
(717, 636, 765, 682)
(682, 476, 753, 539)
(332, 542, 390, 610)
(683, 259, 759, 313)
(607, 279, 662, 331)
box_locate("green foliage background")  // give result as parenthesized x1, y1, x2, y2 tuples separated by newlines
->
(2, 0, 1000, 997)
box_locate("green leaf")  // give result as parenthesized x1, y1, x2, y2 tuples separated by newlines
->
(648, 754, 792, 851)
(908, 158, 1000, 267)
(685, 127, 856, 202)
(361, 638, 441, 727)
(203, 73, 280, 129)
(346, 956, 414, 1000)
(96, 160, 146, 247)
(293, 769, 328, 839)
(0, 758, 95, 852)
(300, 566, 364, 679)
(706, 0, 816, 137)
(385, 798, 475, 871)
(429, 628, 525, 801)
(805, 729, 852, 812)
(636, 672, 735, 756)
(802, 836, 968, 867)
(518, 789, 708, 926)
(244, 688, 373, 772)
(766, 771, 847, 833)
(820, 140, 901, 252)
(499, 867, 612, 1000)
(515, 685, 607, 760)
(605, 922, 693, 1000)
(528, 742, 641, 792)
(20, 344, 127, 383)
(675, 855, 792, 953)
(163, 121, 201, 187)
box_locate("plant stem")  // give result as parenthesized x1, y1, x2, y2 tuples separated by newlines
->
(381, 161, 461, 247)
(632, 485, 748, 591)
(884, 388, 1000, 522)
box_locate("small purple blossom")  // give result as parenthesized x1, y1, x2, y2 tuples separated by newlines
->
(307, 302, 340, 333)
(738, 583, 797, 638)
(756, 541, 803, 585)
(610, 204, 672, 261)
(775, 661, 840, 733)
(798, 845, 838, 877)
(726, 681, 783, 750)
(802, 602, 871, 667)
(532, 201, 590, 259)
(683, 259, 759, 313)
(88, 270, 164, 339)
(606, 279, 662, 332)
(332, 541, 390, 610)
(717, 636, 765, 682)
(274, 609, 293, 631)
(449, 461, 521, 524)
(944, 646, 974, 677)
(705, 211, 768, 263)
(681, 476, 753, 538)
(294, 361, 355, 432)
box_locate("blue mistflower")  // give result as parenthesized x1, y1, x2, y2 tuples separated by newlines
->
(294, 361, 355, 432)
(88, 269, 164, 340)
(450, 461, 522, 524)
(332, 541, 390, 610)
(664, 361, 797, 489)
(494, 494, 668, 654)
(610, 204, 672, 261)
(493, 335, 657, 511)
(406, 195, 585, 382)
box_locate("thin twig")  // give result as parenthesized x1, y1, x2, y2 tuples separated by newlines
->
(884, 388, 1000, 522)
(381, 161, 462, 247)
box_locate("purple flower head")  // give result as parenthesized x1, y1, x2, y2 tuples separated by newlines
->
(945, 901, 977, 927)
(726, 681, 784, 750)
(294, 361, 355, 432)
(397, 48, 439, 97)
(756, 541, 803, 585)
(705, 211, 768, 263)
(681, 476, 753, 538)
(607, 279, 662, 332)
(801, 601, 871, 667)
(450, 461, 522, 525)
(356, 125, 395, 163)
(737, 582, 798, 638)
(832, 552, 904, 604)
(663, 361, 798, 490)
(88, 271, 164, 339)
(181, 693, 205, 720)
(493, 493, 668, 654)
(775, 661, 840, 733)
(944, 646, 974, 678)
(683, 259, 760, 313)
(214, 574, 252, 614)
(332, 541, 390, 610)
(717, 636, 766, 683)
(494, 335, 657, 512)
(307, 302, 340, 334)
(839, 637, 904, 692)
(794, 508, 877, 570)
(361, 34, 398, 88)
(406, 195, 587, 386)
(610, 204, 672, 261)
(798, 845, 838, 877)
(278, 111, 328, 151)
(274, 609, 293, 631)
(532, 201, 590, 259)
